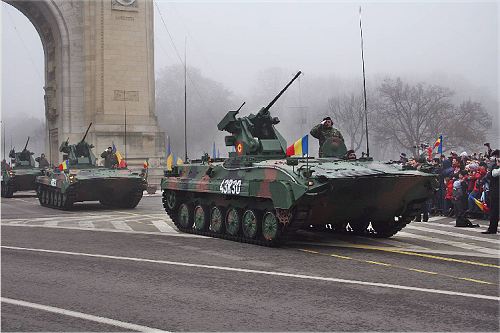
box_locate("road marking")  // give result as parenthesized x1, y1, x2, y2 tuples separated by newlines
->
(292, 241, 498, 259)
(397, 232, 498, 255)
(2, 246, 498, 301)
(78, 221, 95, 229)
(0, 224, 201, 238)
(406, 225, 500, 244)
(299, 249, 494, 285)
(407, 268, 438, 275)
(428, 216, 449, 222)
(44, 220, 58, 227)
(365, 261, 392, 267)
(109, 221, 133, 231)
(151, 220, 177, 233)
(1, 297, 167, 332)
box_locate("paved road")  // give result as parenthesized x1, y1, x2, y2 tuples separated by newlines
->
(1, 192, 499, 331)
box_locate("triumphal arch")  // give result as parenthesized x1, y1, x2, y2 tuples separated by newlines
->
(3, 0, 164, 164)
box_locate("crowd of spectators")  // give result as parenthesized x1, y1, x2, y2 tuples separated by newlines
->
(399, 143, 499, 234)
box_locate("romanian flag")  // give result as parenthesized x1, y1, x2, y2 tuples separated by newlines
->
(433, 135, 443, 154)
(177, 157, 183, 165)
(286, 135, 308, 157)
(58, 160, 69, 171)
(166, 153, 174, 171)
(143, 160, 149, 169)
(115, 151, 127, 168)
(470, 194, 490, 213)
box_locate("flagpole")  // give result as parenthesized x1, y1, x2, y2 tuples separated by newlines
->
(2, 121, 5, 161)
(184, 36, 188, 162)
(124, 108, 127, 159)
(359, 6, 370, 158)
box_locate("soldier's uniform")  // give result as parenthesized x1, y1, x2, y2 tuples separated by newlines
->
(101, 149, 118, 168)
(310, 123, 344, 158)
(38, 156, 50, 168)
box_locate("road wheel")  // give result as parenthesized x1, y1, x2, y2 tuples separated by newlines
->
(349, 220, 369, 235)
(225, 207, 241, 236)
(163, 190, 178, 211)
(193, 204, 209, 231)
(3, 184, 14, 198)
(55, 192, 61, 207)
(210, 206, 225, 234)
(372, 217, 410, 238)
(262, 210, 281, 242)
(177, 203, 193, 229)
(242, 209, 259, 239)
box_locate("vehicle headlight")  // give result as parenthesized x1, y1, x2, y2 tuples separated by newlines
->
(307, 180, 314, 186)
(8, 171, 15, 176)
(68, 174, 77, 183)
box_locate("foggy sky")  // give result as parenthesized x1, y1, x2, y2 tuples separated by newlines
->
(1, 1, 498, 120)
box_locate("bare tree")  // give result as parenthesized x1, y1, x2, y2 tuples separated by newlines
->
(156, 65, 236, 158)
(327, 93, 366, 152)
(444, 100, 492, 152)
(373, 78, 453, 157)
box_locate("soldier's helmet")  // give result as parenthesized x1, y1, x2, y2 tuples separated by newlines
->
(321, 137, 347, 158)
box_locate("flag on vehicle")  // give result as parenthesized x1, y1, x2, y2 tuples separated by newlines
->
(212, 142, 216, 159)
(176, 157, 183, 165)
(286, 134, 308, 157)
(112, 142, 117, 154)
(115, 151, 127, 168)
(58, 160, 69, 171)
(143, 160, 149, 169)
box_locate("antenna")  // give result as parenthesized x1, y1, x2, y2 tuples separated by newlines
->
(359, 6, 370, 158)
(2, 121, 5, 160)
(184, 36, 188, 162)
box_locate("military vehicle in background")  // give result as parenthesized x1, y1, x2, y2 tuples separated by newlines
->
(36, 123, 147, 210)
(161, 72, 437, 246)
(1, 137, 43, 198)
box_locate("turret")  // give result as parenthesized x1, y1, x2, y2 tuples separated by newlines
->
(8, 137, 35, 167)
(218, 71, 302, 158)
(59, 123, 97, 167)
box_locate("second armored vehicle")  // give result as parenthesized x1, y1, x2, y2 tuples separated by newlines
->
(1, 137, 43, 198)
(161, 72, 437, 246)
(36, 124, 147, 210)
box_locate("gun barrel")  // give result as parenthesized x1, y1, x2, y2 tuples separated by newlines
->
(80, 123, 93, 143)
(264, 71, 302, 111)
(23, 137, 30, 151)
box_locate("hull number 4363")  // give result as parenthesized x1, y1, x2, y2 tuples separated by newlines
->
(220, 179, 242, 194)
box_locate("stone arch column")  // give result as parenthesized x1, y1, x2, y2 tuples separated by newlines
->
(3, 0, 82, 165)
(3, 0, 165, 167)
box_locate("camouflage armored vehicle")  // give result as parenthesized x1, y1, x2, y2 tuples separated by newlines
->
(161, 72, 437, 246)
(1, 137, 43, 198)
(36, 124, 147, 210)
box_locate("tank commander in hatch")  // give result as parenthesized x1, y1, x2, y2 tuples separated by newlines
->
(101, 147, 118, 168)
(36, 153, 50, 168)
(310, 116, 345, 157)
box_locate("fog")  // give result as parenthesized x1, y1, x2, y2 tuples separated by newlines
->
(1, 1, 498, 159)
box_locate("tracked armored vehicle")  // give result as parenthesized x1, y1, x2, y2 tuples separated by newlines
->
(161, 72, 437, 246)
(1, 137, 43, 198)
(36, 124, 147, 210)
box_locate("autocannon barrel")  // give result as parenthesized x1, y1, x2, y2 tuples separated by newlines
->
(263, 71, 302, 111)
(81, 123, 93, 143)
(23, 137, 30, 151)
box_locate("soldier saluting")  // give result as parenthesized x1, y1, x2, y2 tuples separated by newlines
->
(310, 116, 344, 158)
(101, 146, 118, 168)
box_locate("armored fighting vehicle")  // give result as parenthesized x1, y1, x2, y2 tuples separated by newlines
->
(161, 72, 437, 246)
(36, 124, 147, 210)
(1, 137, 43, 198)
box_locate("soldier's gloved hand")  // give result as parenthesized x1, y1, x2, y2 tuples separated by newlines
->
(320, 120, 326, 125)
